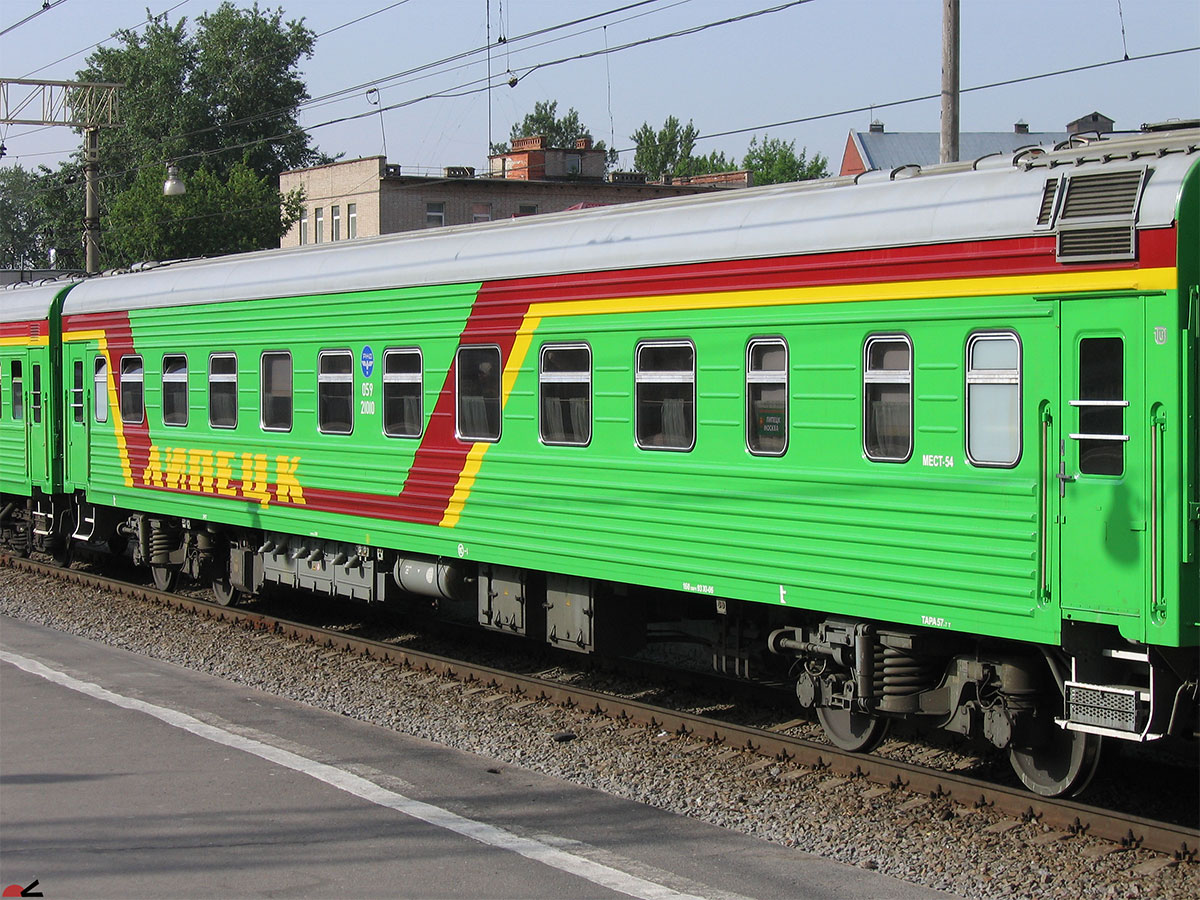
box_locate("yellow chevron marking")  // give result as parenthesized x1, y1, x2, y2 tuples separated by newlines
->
(62, 329, 132, 487)
(439, 316, 542, 528)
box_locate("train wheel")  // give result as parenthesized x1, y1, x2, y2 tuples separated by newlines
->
(50, 539, 73, 568)
(1009, 726, 1102, 797)
(50, 511, 74, 567)
(816, 705, 890, 753)
(151, 565, 178, 592)
(211, 571, 241, 607)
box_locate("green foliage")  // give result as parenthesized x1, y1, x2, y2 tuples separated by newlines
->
(493, 99, 617, 167)
(103, 158, 303, 263)
(2, 3, 320, 270)
(631, 118, 829, 186)
(0, 163, 88, 270)
(742, 134, 829, 185)
(631, 116, 699, 177)
(0, 166, 50, 269)
(630, 117, 733, 179)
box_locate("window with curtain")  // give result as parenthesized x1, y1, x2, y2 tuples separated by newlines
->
(456, 346, 501, 441)
(636, 341, 695, 451)
(540, 344, 591, 446)
(863, 335, 912, 462)
(209, 353, 238, 429)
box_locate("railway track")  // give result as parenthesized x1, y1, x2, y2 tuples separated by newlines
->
(3, 551, 1197, 861)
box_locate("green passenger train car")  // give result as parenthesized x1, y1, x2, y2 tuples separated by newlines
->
(3, 127, 1197, 796)
(1, 281, 75, 558)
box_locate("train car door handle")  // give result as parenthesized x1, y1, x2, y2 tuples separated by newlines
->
(1056, 461, 1075, 497)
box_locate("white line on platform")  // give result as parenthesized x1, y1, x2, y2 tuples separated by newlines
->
(2, 649, 728, 900)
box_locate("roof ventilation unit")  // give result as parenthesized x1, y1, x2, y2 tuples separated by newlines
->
(1054, 167, 1147, 262)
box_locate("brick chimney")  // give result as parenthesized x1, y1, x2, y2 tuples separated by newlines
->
(512, 135, 546, 151)
(575, 137, 593, 150)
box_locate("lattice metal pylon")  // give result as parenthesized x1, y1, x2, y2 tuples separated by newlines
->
(0, 78, 122, 273)
(0, 78, 121, 128)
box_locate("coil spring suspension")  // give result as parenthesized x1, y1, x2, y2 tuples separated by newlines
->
(878, 646, 941, 696)
(149, 527, 173, 565)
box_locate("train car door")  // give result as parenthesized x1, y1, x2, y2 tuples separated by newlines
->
(63, 348, 91, 491)
(27, 356, 52, 488)
(0, 352, 31, 492)
(1058, 296, 1147, 621)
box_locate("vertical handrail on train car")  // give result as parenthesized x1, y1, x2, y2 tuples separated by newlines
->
(1151, 405, 1166, 623)
(1039, 404, 1052, 604)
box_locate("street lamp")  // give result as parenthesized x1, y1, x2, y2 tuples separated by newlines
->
(163, 163, 186, 196)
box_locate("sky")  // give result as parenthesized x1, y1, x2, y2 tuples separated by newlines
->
(1, 0, 1198, 177)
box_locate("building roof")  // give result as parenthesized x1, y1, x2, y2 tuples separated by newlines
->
(841, 129, 1068, 176)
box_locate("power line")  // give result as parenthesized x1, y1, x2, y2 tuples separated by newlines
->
(681, 44, 1200, 151)
(3, 0, 682, 167)
(0, 0, 71, 38)
(3, 27, 1196, 208)
(3, 0, 192, 148)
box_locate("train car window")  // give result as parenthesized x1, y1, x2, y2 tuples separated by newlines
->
(30, 365, 43, 425)
(1074, 337, 1125, 476)
(966, 333, 1021, 467)
(119, 355, 144, 425)
(261, 351, 293, 432)
(10, 361, 22, 421)
(455, 346, 501, 442)
(318, 350, 354, 434)
(383, 348, 422, 438)
(539, 344, 591, 446)
(746, 338, 788, 456)
(636, 340, 695, 451)
(863, 335, 912, 462)
(208, 353, 238, 429)
(71, 360, 85, 424)
(162, 355, 188, 427)
(94, 356, 108, 423)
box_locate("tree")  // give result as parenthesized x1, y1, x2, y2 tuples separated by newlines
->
(0, 166, 49, 269)
(0, 163, 89, 271)
(742, 134, 828, 185)
(103, 157, 304, 264)
(630, 116, 732, 179)
(631, 118, 829, 186)
(493, 99, 617, 166)
(10, 3, 321, 269)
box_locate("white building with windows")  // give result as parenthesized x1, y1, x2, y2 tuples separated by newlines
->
(279, 152, 748, 248)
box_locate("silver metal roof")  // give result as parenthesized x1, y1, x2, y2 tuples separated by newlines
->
(61, 129, 1199, 317)
(850, 130, 1069, 172)
(0, 280, 77, 323)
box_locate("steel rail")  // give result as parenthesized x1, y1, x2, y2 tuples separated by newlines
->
(2, 551, 1196, 860)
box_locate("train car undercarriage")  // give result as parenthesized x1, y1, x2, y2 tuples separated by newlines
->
(4, 499, 1196, 799)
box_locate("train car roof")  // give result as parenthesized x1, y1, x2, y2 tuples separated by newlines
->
(62, 129, 1199, 316)
(0, 280, 78, 323)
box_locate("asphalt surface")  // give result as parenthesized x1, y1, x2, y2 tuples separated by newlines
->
(0, 615, 959, 899)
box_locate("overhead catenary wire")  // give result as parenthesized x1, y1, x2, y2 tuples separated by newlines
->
(5, 37, 1198, 210)
(1, 0, 684, 165)
(0, 0, 72, 39)
(15, 42, 1197, 239)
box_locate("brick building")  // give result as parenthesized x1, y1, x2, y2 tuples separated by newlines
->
(280, 139, 750, 249)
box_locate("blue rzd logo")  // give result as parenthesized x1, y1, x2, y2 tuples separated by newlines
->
(361, 346, 374, 378)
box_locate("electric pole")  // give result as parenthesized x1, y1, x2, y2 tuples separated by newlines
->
(0, 78, 121, 274)
(940, 0, 960, 164)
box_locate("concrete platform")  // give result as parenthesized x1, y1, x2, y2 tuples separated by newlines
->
(0, 615, 958, 899)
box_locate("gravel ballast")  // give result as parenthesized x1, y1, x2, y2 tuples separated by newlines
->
(2, 566, 1196, 900)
